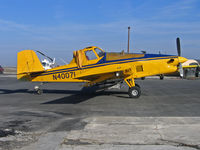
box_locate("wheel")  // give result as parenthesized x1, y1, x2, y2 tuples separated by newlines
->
(128, 86, 141, 98)
(141, 77, 145, 80)
(160, 74, 164, 80)
(36, 89, 43, 95)
(195, 71, 199, 77)
(34, 86, 42, 95)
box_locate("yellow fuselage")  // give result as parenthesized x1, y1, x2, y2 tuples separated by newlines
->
(17, 46, 187, 85)
(27, 55, 185, 83)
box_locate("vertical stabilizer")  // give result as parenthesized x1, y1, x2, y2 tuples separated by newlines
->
(17, 50, 44, 80)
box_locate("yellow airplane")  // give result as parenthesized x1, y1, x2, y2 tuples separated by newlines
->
(17, 38, 187, 98)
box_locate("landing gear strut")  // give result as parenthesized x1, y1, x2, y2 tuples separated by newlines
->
(124, 77, 141, 98)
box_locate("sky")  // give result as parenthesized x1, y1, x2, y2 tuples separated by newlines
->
(0, 0, 200, 66)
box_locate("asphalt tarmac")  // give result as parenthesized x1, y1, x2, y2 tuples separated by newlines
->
(0, 75, 200, 150)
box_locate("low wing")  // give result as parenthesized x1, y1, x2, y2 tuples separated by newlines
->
(74, 65, 134, 86)
(76, 72, 116, 85)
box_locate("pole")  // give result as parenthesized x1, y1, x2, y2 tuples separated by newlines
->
(127, 26, 130, 53)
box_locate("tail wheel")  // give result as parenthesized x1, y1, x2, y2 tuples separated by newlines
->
(34, 86, 43, 95)
(128, 86, 141, 98)
(38, 89, 43, 95)
(35, 89, 43, 95)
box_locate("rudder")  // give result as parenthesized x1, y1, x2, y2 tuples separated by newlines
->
(17, 50, 44, 80)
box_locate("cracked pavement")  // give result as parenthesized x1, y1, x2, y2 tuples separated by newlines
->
(0, 76, 200, 150)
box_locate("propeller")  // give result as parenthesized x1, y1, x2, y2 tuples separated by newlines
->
(176, 37, 181, 56)
(179, 63, 184, 78)
(36, 50, 54, 62)
(176, 37, 183, 78)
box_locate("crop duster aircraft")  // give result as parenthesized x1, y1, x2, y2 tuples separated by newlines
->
(17, 38, 187, 98)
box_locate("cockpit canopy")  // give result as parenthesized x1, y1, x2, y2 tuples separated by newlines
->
(85, 47, 105, 60)
(70, 46, 105, 67)
(70, 46, 144, 68)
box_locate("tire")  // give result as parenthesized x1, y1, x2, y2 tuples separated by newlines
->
(36, 89, 43, 95)
(195, 71, 199, 77)
(160, 74, 164, 80)
(128, 86, 141, 98)
(141, 77, 145, 80)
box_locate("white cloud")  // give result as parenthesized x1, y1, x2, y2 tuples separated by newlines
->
(158, 0, 197, 18)
(0, 19, 29, 31)
(1, 11, 200, 66)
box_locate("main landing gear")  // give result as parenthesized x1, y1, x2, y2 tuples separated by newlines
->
(125, 78, 141, 98)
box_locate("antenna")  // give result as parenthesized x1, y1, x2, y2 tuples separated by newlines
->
(127, 26, 130, 53)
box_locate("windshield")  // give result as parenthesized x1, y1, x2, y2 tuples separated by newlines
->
(94, 48, 105, 57)
(85, 50, 97, 60)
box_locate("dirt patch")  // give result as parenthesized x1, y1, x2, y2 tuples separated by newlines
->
(0, 129, 17, 137)
(2, 120, 31, 132)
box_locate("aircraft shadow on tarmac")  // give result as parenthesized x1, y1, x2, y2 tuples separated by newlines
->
(0, 89, 32, 94)
(42, 90, 128, 104)
(0, 89, 81, 95)
(0, 88, 128, 104)
(42, 93, 96, 104)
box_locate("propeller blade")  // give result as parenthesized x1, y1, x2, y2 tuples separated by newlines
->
(176, 37, 181, 56)
(179, 63, 184, 78)
(36, 50, 53, 62)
